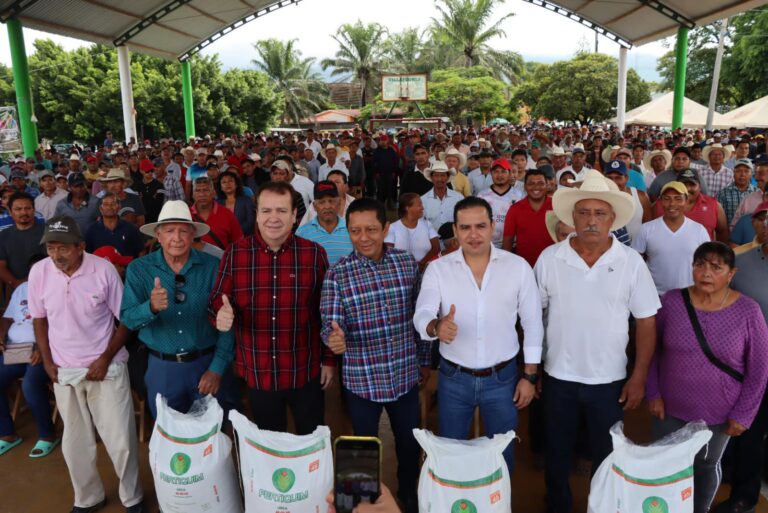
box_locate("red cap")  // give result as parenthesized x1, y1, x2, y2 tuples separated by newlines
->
(491, 158, 512, 171)
(752, 201, 768, 219)
(86, 156, 98, 163)
(93, 246, 133, 267)
(378, 134, 389, 143)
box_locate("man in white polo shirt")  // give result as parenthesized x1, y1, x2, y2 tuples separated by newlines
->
(415, 196, 543, 475)
(632, 181, 710, 296)
(534, 170, 660, 513)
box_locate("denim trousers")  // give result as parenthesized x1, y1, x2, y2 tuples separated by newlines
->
(0, 354, 54, 438)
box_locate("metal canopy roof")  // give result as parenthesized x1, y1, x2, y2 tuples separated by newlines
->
(523, 0, 768, 47)
(0, 0, 302, 60)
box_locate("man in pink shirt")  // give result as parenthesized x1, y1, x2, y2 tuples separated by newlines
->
(29, 216, 144, 513)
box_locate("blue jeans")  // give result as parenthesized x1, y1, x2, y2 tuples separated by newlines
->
(0, 354, 54, 438)
(437, 357, 518, 473)
(543, 374, 624, 513)
(343, 386, 421, 501)
(144, 352, 238, 419)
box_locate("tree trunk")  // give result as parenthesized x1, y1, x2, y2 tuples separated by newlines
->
(360, 75, 368, 107)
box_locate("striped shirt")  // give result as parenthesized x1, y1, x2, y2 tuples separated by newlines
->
(320, 248, 432, 402)
(717, 183, 757, 225)
(295, 216, 353, 265)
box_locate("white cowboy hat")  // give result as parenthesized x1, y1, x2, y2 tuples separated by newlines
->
(702, 143, 731, 162)
(69, 154, 81, 161)
(545, 210, 563, 243)
(553, 169, 636, 231)
(643, 149, 672, 172)
(99, 168, 133, 187)
(601, 145, 620, 163)
(424, 160, 456, 180)
(439, 147, 467, 169)
(551, 146, 566, 157)
(139, 200, 210, 238)
(320, 144, 339, 160)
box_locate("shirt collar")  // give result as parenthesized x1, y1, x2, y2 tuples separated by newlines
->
(254, 229, 295, 254)
(310, 215, 346, 233)
(447, 244, 502, 266)
(556, 232, 624, 268)
(352, 245, 391, 267)
(150, 247, 203, 274)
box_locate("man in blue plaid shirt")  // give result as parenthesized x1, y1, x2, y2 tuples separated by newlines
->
(320, 198, 430, 513)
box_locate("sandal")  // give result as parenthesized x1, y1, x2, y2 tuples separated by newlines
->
(29, 438, 60, 458)
(0, 437, 23, 456)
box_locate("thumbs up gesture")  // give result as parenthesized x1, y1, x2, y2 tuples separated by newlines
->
(436, 304, 458, 343)
(328, 321, 346, 355)
(150, 276, 168, 314)
(216, 294, 235, 332)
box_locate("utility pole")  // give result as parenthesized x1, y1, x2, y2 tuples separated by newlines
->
(706, 18, 729, 130)
(595, 31, 598, 53)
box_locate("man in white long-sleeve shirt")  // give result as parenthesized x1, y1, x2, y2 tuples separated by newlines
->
(414, 196, 543, 474)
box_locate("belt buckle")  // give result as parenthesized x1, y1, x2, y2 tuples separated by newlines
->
(175, 352, 188, 363)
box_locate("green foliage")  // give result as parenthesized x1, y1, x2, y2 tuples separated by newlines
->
(513, 53, 651, 124)
(4, 40, 281, 144)
(420, 66, 510, 124)
(252, 38, 328, 126)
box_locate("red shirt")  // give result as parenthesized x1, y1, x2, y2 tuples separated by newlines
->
(208, 231, 334, 391)
(191, 202, 244, 249)
(503, 196, 554, 267)
(227, 154, 247, 171)
(654, 194, 718, 240)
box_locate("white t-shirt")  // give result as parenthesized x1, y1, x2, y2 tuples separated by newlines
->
(290, 174, 315, 209)
(534, 234, 661, 384)
(385, 219, 438, 262)
(4, 282, 34, 344)
(318, 160, 348, 182)
(477, 186, 524, 247)
(631, 217, 710, 296)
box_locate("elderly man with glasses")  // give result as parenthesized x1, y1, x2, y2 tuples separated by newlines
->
(120, 200, 236, 419)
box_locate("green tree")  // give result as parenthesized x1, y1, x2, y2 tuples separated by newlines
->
(322, 21, 388, 106)
(252, 38, 328, 126)
(383, 27, 431, 74)
(430, 0, 524, 83)
(725, 9, 768, 103)
(513, 53, 651, 124)
(420, 66, 509, 124)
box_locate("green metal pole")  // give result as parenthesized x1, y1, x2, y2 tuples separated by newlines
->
(672, 26, 689, 130)
(6, 18, 38, 157)
(180, 60, 195, 141)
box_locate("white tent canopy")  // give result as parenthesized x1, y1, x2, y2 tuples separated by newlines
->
(720, 95, 768, 128)
(617, 92, 729, 128)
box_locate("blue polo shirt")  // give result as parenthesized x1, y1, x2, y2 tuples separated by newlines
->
(85, 219, 145, 258)
(296, 216, 352, 265)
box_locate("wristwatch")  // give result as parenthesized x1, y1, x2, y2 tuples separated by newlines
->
(521, 372, 539, 385)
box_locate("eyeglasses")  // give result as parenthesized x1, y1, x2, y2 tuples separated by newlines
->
(174, 274, 186, 304)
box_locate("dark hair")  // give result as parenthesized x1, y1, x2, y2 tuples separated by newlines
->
(216, 170, 244, 198)
(255, 181, 297, 210)
(511, 149, 528, 158)
(524, 168, 547, 183)
(453, 196, 492, 224)
(398, 193, 421, 218)
(412, 144, 428, 154)
(8, 191, 34, 210)
(345, 198, 387, 227)
(99, 192, 121, 208)
(28, 253, 46, 267)
(692, 241, 735, 269)
(327, 169, 348, 184)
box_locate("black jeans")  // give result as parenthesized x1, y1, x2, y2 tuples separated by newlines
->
(544, 374, 624, 513)
(727, 387, 768, 506)
(343, 386, 420, 501)
(247, 378, 324, 435)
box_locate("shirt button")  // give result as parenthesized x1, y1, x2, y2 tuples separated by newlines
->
(273, 296, 276, 299)
(272, 317, 275, 320)
(178, 330, 183, 334)
(272, 355, 276, 359)
(178, 312, 182, 315)
(273, 275, 277, 279)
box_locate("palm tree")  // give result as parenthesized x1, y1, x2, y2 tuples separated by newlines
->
(252, 38, 328, 126)
(431, 0, 524, 83)
(384, 27, 431, 74)
(321, 21, 388, 107)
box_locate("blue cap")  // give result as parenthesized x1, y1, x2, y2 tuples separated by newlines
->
(605, 160, 628, 176)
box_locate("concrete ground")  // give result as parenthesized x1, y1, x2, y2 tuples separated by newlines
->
(2, 371, 766, 513)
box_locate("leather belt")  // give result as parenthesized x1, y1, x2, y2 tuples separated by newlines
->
(442, 357, 513, 377)
(148, 346, 215, 363)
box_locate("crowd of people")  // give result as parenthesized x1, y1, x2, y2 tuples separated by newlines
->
(0, 122, 767, 513)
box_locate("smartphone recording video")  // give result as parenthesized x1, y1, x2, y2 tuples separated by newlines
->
(334, 436, 381, 513)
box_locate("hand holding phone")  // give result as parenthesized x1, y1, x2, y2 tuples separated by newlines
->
(334, 436, 382, 513)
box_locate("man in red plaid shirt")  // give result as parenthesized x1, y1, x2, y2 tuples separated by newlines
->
(209, 181, 335, 434)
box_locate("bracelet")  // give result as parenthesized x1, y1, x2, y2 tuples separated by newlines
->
(429, 319, 439, 338)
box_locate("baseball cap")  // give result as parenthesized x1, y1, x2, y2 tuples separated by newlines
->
(118, 207, 136, 216)
(68, 173, 86, 186)
(752, 201, 768, 218)
(733, 159, 754, 171)
(10, 170, 25, 180)
(678, 169, 700, 184)
(538, 164, 556, 179)
(604, 160, 628, 176)
(314, 180, 339, 199)
(86, 156, 97, 163)
(271, 160, 291, 172)
(40, 216, 82, 244)
(571, 146, 586, 155)
(93, 245, 133, 266)
(491, 158, 512, 171)
(38, 170, 55, 180)
(437, 222, 455, 241)
(660, 181, 688, 196)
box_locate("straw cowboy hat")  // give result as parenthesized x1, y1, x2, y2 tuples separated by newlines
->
(99, 168, 133, 187)
(424, 160, 456, 180)
(550, 146, 566, 157)
(553, 169, 636, 231)
(601, 145, 620, 163)
(140, 200, 210, 238)
(320, 144, 339, 160)
(439, 147, 467, 169)
(643, 149, 672, 171)
(545, 211, 564, 243)
(702, 143, 731, 162)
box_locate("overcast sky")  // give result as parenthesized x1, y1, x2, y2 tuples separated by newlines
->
(0, 0, 670, 81)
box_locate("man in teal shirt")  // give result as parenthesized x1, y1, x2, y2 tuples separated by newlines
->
(120, 201, 235, 418)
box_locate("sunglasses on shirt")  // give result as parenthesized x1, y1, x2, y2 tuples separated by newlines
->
(174, 274, 186, 304)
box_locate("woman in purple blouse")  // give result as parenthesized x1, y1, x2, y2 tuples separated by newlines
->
(647, 241, 768, 513)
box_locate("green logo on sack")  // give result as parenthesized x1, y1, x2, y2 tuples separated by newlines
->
(272, 468, 296, 493)
(170, 453, 191, 476)
(642, 496, 669, 513)
(451, 499, 477, 513)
